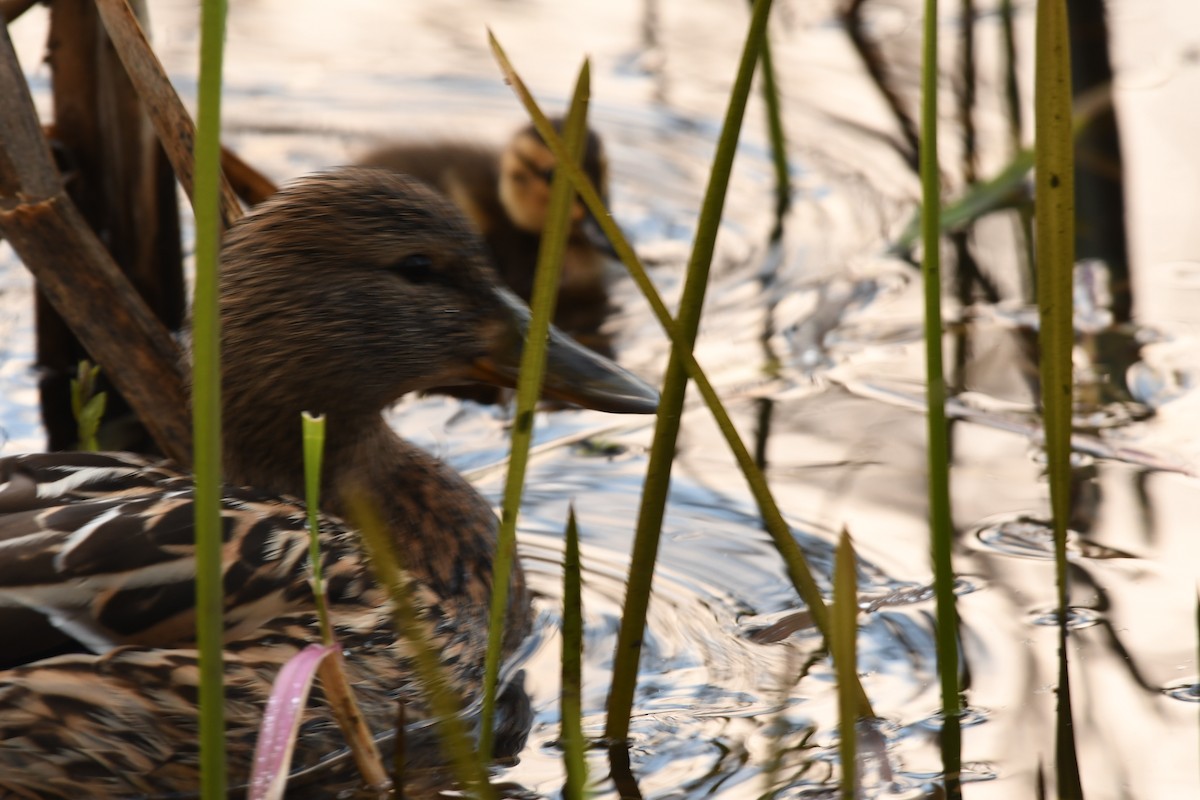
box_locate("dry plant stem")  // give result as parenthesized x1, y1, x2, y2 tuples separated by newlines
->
(222, 145, 279, 205)
(41, 124, 272, 209)
(0, 0, 38, 24)
(41, 0, 184, 452)
(0, 23, 191, 463)
(93, 0, 243, 228)
(2, 199, 192, 461)
(315, 655, 391, 792)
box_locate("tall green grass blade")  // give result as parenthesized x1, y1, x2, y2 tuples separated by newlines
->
(919, 1, 962, 796)
(601, 0, 778, 743)
(831, 529, 858, 800)
(1035, 1, 1083, 796)
(488, 27, 872, 718)
(561, 507, 588, 798)
(302, 412, 334, 645)
(479, 62, 591, 760)
(349, 491, 495, 799)
(192, 0, 228, 796)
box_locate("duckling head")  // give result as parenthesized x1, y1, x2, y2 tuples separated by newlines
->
(217, 168, 653, 485)
(497, 118, 608, 236)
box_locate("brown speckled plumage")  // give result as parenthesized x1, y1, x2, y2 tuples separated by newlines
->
(0, 169, 656, 796)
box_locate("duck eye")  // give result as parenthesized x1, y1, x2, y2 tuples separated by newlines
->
(515, 151, 556, 187)
(393, 254, 438, 284)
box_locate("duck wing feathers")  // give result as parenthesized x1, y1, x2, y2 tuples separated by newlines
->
(0, 452, 367, 665)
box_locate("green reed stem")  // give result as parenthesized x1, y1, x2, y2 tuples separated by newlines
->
(299, 413, 388, 790)
(489, 24, 873, 718)
(350, 492, 495, 799)
(919, 1, 962, 796)
(603, 0, 772, 742)
(479, 63, 591, 760)
(832, 529, 858, 800)
(302, 412, 333, 645)
(561, 507, 588, 798)
(192, 0, 228, 796)
(1034, 1, 1083, 796)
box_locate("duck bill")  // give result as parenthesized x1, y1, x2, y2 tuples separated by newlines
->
(578, 213, 619, 260)
(466, 289, 658, 414)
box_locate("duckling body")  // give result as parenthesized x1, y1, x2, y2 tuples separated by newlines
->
(359, 120, 614, 362)
(0, 169, 656, 795)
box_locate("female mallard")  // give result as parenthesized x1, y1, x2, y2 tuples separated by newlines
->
(0, 168, 656, 796)
(359, 119, 615, 362)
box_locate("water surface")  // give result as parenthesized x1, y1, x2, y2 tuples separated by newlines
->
(3, 1, 1199, 797)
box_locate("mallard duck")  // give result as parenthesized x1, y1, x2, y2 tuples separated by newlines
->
(0, 168, 657, 797)
(359, 118, 615, 365)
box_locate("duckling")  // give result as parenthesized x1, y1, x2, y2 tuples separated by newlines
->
(0, 168, 657, 796)
(359, 118, 615, 366)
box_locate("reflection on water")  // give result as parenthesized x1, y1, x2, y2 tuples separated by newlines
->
(3, 1, 1200, 798)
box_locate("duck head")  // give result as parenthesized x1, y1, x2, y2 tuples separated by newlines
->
(218, 168, 654, 484)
